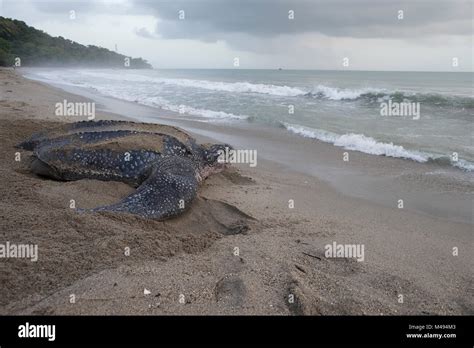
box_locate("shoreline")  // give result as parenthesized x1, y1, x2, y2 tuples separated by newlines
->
(0, 68, 472, 315)
(21, 68, 474, 224)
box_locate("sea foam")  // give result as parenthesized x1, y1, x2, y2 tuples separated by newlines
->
(282, 122, 428, 162)
(34, 70, 474, 108)
(281, 122, 474, 171)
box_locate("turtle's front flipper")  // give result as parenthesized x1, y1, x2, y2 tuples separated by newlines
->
(87, 157, 199, 220)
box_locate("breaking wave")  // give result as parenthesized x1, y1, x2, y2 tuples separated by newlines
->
(281, 122, 474, 171)
(305, 85, 474, 108)
(80, 71, 307, 97)
(37, 70, 474, 108)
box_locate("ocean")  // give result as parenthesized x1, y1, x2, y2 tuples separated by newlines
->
(26, 68, 474, 171)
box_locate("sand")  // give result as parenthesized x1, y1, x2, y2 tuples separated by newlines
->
(0, 68, 472, 315)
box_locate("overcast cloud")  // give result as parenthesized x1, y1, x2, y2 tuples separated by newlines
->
(0, 0, 472, 71)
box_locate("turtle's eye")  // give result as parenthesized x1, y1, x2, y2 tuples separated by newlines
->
(205, 144, 232, 165)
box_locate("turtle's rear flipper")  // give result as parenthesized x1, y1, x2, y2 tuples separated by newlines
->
(85, 157, 199, 220)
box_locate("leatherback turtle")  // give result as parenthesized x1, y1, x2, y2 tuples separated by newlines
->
(17, 120, 230, 220)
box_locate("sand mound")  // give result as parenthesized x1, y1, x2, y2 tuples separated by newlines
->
(0, 118, 256, 311)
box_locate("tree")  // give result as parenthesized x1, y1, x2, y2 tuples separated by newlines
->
(0, 16, 152, 68)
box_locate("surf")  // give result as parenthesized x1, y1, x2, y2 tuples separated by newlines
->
(281, 122, 474, 171)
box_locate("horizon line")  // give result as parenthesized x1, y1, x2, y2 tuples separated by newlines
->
(149, 68, 473, 73)
(12, 66, 473, 73)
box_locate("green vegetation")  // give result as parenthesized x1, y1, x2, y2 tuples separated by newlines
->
(0, 16, 152, 68)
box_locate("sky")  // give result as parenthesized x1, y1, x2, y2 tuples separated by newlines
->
(0, 0, 472, 71)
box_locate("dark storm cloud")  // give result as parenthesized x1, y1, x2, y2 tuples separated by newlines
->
(132, 0, 472, 40)
(31, 0, 97, 13)
(27, 0, 141, 16)
(20, 0, 472, 45)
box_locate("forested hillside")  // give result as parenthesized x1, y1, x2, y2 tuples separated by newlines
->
(0, 17, 152, 68)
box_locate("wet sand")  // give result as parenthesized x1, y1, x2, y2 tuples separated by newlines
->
(0, 68, 472, 315)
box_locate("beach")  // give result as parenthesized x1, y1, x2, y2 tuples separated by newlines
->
(0, 67, 472, 315)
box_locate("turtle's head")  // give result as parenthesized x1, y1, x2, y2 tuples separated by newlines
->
(200, 143, 233, 179)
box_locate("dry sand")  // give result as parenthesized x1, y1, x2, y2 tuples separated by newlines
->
(0, 68, 472, 315)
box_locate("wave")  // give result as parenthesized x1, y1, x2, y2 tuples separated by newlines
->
(156, 102, 248, 120)
(24, 70, 473, 170)
(281, 122, 473, 171)
(82, 71, 473, 107)
(80, 71, 307, 97)
(306, 85, 384, 101)
(282, 122, 428, 162)
(305, 85, 474, 108)
(158, 78, 306, 97)
(38, 70, 474, 108)
(99, 87, 248, 121)
(26, 71, 251, 121)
